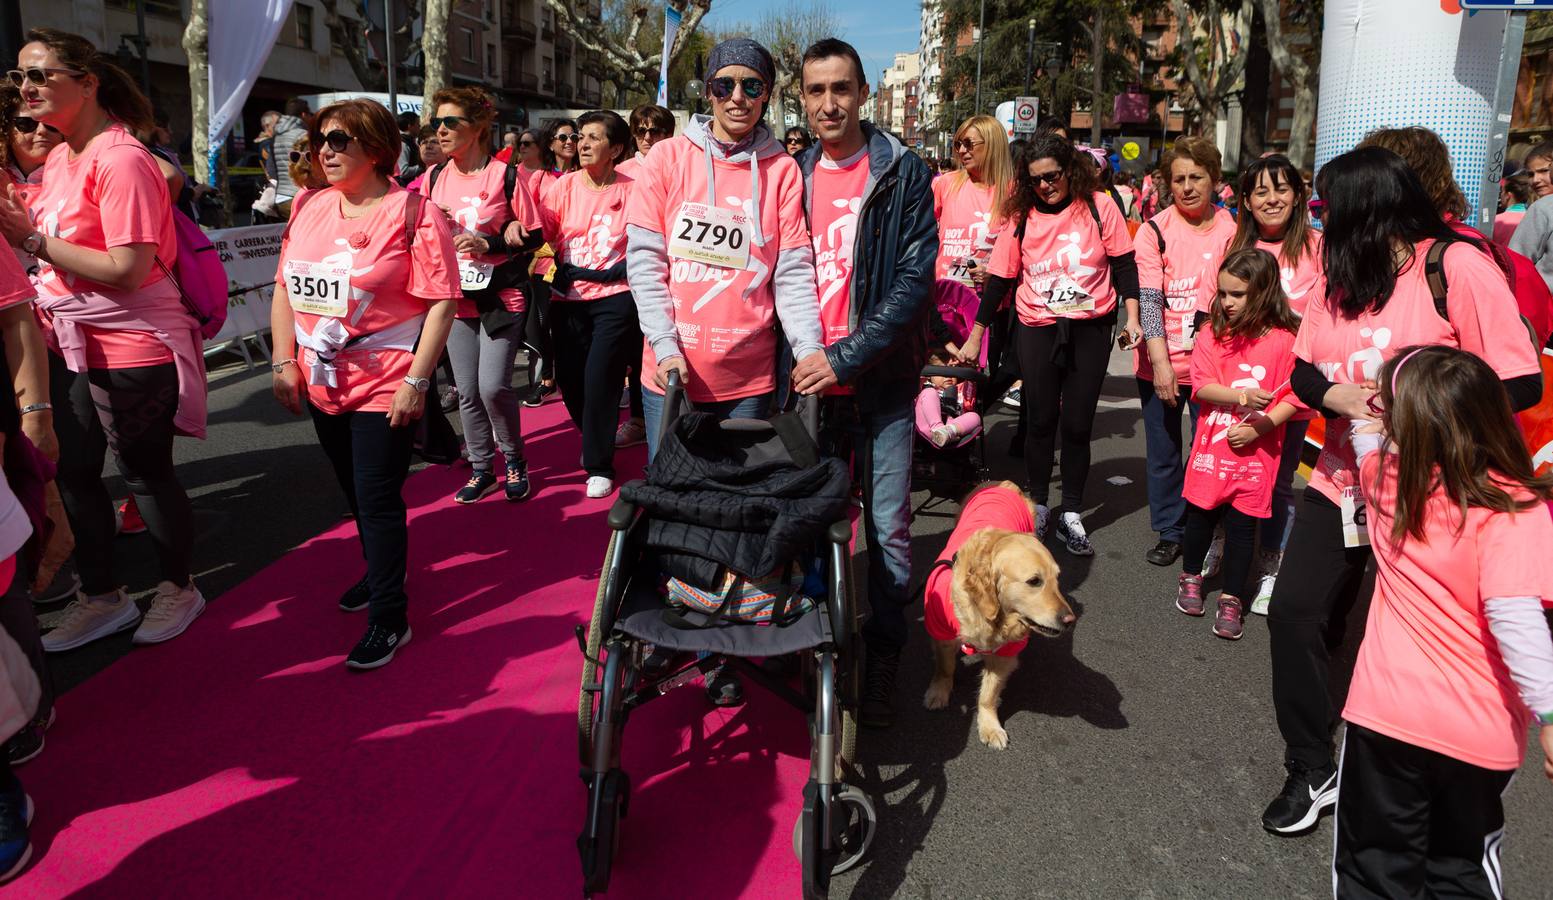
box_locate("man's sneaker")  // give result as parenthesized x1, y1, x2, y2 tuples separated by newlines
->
(1175, 573, 1205, 617)
(1213, 594, 1245, 640)
(116, 498, 147, 536)
(1002, 387, 1023, 408)
(614, 418, 647, 449)
(345, 621, 412, 670)
(0, 780, 33, 883)
(704, 665, 745, 707)
(455, 470, 498, 504)
(1251, 549, 1282, 616)
(338, 576, 370, 613)
(1146, 539, 1182, 566)
(585, 476, 614, 499)
(1201, 530, 1226, 578)
(4, 709, 54, 767)
(1055, 511, 1093, 556)
(521, 381, 556, 408)
(132, 581, 207, 645)
(42, 591, 139, 652)
(860, 642, 902, 729)
(33, 560, 80, 606)
(504, 463, 532, 502)
(1262, 764, 1338, 835)
(1034, 504, 1051, 541)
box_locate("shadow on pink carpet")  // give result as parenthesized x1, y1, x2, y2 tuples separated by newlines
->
(11, 401, 811, 898)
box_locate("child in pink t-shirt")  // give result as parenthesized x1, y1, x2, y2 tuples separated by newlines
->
(1334, 344, 1553, 898)
(1176, 250, 1304, 639)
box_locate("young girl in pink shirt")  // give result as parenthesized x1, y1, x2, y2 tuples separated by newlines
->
(1176, 250, 1303, 640)
(915, 347, 979, 448)
(1335, 345, 1553, 898)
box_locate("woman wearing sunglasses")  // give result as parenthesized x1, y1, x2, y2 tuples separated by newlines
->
(611, 106, 673, 450)
(517, 119, 580, 410)
(269, 99, 462, 670)
(424, 86, 543, 506)
(0, 29, 207, 651)
(784, 127, 812, 156)
(0, 94, 59, 214)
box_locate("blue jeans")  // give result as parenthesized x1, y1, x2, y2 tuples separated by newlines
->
(641, 388, 773, 461)
(1135, 377, 1196, 544)
(827, 398, 914, 651)
(1266, 418, 1310, 555)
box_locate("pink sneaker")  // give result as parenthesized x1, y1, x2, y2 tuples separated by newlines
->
(1175, 573, 1205, 617)
(1213, 595, 1245, 640)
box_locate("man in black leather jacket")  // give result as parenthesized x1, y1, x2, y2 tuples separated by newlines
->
(792, 38, 937, 728)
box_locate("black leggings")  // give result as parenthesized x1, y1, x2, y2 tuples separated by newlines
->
(1182, 502, 1257, 598)
(1015, 317, 1111, 510)
(50, 353, 193, 596)
(548, 292, 639, 478)
(520, 275, 555, 385)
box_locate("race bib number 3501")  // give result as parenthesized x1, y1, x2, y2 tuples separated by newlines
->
(668, 202, 751, 270)
(283, 260, 351, 317)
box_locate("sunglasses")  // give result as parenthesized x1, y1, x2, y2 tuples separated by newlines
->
(952, 138, 984, 152)
(12, 117, 59, 135)
(635, 126, 669, 138)
(5, 67, 84, 88)
(1030, 170, 1065, 186)
(518, 139, 537, 147)
(554, 133, 581, 144)
(785, 137, 806, 145)
(428, 116, 468, 131)
(288, 150, 303, 163)
(316, 130, 355, 153)
(708, 76, 767, 101)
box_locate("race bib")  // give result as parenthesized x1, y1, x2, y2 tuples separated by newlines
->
(1180, 314, 1198, 351)
(668, 202, 751, 270)
(947, 260, 975, 285)
(1341, 485, 1370, 549)
(1045, 274, 1096, 317)
(283, 260, 351, 317)
(458, 258, 495, 291)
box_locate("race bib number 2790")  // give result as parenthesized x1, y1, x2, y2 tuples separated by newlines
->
(667, 202, 751, 270)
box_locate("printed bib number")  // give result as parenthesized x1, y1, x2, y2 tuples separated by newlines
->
(283, 260, 351, 317)
(1045, 274, 1096, 316)
(1179, 314, 1198, 351)
(458, 259, 495, 291)
(668, 202, 751, 270)
(1341, 485, 1370, 548)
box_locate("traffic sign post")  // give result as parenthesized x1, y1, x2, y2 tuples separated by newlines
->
(1013, 96, 1039, 135)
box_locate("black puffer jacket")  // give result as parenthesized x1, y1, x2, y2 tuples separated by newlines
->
(621, 412, 850, 582)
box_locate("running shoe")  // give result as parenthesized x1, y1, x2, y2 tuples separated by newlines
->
(33, 560, 80, 606)
(1055, 511, 1093, 556)
(1261, 764, 1337, 835)
(455, 470, 498, 504)
(521, 381, 556, 408)
(860, 641, 901, 729)
(132, 580, 207, 645)
(4, 709, 54, 767)
(1175, 573, 1205, 617)
(614, 419, 647, 449)
(1001, 387, 1023, 408)
(0, 780, 32, 884)
(1213, 594, 1245, 640)
(1146, 539, 1182, 566)
(1201, 530, 1225, 578)
(504, 462, 532, 502)
(116, 498, 147, 536)
(338, 576, 370, 613)
(1251, 549, 1282, 616)
(585, 476, 614, 499)
(1034, 504, 1051, 541)
(346, 621, 412, 671)
(42, 590, 139, 652)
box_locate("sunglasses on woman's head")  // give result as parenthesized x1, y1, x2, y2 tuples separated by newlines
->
(12, 117, 58, 135)
(5, 67, 83, 88)
(708, 76, 767, 101)
(428, 116, 467, 131)
(318, 130, 355, 153)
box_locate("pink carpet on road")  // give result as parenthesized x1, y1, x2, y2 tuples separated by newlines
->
(12, 401, 810, 898)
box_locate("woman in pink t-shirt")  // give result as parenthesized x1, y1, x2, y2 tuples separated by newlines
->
(1335, 346, 1553, 897)
(1133, 137, 1238, 567)
(540, 110, 637, 499)
(270, 99, 461, 671)
(425, 86, 544, 506)
(512, 119, 579, 410)
(0, 29, 206, 651)
(1225, 155, 1325, 613)
(1259, 147, 1543, 837)
(612, 105, 676, 450)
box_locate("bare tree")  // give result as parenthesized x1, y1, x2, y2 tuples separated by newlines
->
(547, 0, 713, 99)
(746, 0, 839, 131)
(1170, 0, 1253, 139)
(183, 0, 210, 185)
(1256, 0, 1317, 168)
(322, 0, 426, 93)
(422, 0, 451, 117)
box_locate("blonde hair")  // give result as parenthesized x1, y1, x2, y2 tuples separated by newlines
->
(949, 115, 1012, 226)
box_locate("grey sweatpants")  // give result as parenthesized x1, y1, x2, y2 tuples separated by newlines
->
(446, 317, 525, 471)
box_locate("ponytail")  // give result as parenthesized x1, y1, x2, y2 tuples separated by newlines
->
(24, 28, 154, 134)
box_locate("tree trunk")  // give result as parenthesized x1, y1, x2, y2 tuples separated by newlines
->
(183, 0, 210, 186)
(1090, 4, 1103, 147)
(421, 0, 450, 120)
(324, 0, 387, 91)
(1285, 75, 1316, 170)
(1240, 4, 1270, 161)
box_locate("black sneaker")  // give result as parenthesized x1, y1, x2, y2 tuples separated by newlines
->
(1261, 764, 1338, 835)
(521, 382, 556, 408)
(504, 463, 532, 502)
(455, 470, 498, 504)
(4, 708, 53, 767)
(1055, 512, 1094, 557)
(704, 665, 745, 707)
(33, 560, 79, 606)
(1145, 539, 1182, 567)
(0, 777, 32, 883)
(345, 621, 412, 671)
(338, 576, 370, 613)
(860, 642, 901, 729)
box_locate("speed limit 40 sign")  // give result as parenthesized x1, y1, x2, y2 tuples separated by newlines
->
(1014, 96, 1039, 134)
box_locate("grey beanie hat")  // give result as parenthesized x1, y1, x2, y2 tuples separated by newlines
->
(704, 38, 776, 87)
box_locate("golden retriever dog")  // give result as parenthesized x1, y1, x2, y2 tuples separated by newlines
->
(922, 482, 1076, 749)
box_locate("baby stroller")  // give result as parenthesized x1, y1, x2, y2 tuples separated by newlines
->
(575, 372, 876, 899)
(913, 279, 991, 511)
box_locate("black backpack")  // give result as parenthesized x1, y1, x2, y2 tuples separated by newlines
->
(425, 158, 533, 335)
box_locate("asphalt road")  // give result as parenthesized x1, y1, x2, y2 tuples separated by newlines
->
(51, 345, 1553, 899)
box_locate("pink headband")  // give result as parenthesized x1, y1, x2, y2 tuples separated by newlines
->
(1390, 346, 1430, 404)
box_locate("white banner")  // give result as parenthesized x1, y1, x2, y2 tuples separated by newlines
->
(205, 223, 286, 349)
(209, 0, 296, 149)
(657, 5, 682, 107)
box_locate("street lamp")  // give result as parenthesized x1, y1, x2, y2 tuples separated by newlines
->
(1024, 20, 1035, 97)
(973, 0, 986, 114)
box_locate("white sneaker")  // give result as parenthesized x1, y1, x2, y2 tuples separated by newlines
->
(585, 476, 615, 499)
(1201, 529, 1226, 578)
(42, 591, 139, 652)
(1035, 504, 1051, 541)
(1251, 549, 1282, 616)
(132, 581, 207, 645)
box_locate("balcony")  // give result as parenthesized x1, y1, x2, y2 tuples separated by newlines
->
(558, 83, 575, 102)
(515, 71, 538, 91)
(581, 87, 601, 106)
(556, 33, 573, 53)
(502, 0, 536, 38)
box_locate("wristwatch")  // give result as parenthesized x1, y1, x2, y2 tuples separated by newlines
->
(403, 375, 431, 393)
(20, 232, 43, 256)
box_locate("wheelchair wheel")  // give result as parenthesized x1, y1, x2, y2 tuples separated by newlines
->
(794, 784, 877, 892)
(577, 535, 618, 766)
(579, 768, 630, 894)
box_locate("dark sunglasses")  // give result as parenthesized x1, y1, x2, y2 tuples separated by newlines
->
(952, 138, 984, 152)
(288, 150, 303, 163)
(5, 67, 83, 88)
(708, 76, 767, 101)
(785, 137, 806, 145)
(428, 116, 468, 131)
(554, 133, 581, 144)
(316, 130, 355, 153)
(518, 139, 537, 147)
(1030, 170, 1065, 186)
(12, 117, 59, 135)
(635, 126, 669, 138)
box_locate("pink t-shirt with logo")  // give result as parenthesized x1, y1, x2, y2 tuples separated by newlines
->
(624, 135, 811, 403)
(0, 244, 33, 312)
(932, 176, 1002, 283)
(987, 193, 1133, 328)
(1293, 239, 1540, 506)
(1134, 205, 1237, 381)
(276, 186, 462, 415)
(541, 169, 632, 302)
(1345, 453, 1553, 770)
(425, 160, 541, 317)
(1256, 233, 1325, 319)
(1183, 326, 1299, 517)
(26, 124, 180, 369)
(811, 148, 869, 353)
